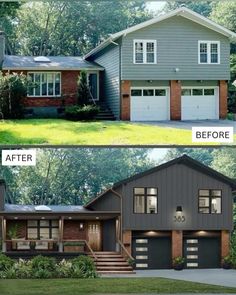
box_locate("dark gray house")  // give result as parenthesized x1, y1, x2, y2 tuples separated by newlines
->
(1, 7, 236, 120)
(0, 155, 235, 272)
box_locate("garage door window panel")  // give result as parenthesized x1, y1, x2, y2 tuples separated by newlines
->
(155, 89, 166, 96)
(143, 89, 154, 96)
(193, 89, 203, 96)
(131, 89, 142, 96)
(198, 189, 222, 214)
(204, 89, 215, 96)
(134, 187, 158, 214)
(182, 89, 192, 96)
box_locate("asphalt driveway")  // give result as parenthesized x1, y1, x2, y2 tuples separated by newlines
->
(137, 120, 236, 133)
(102, 269, 236, 288)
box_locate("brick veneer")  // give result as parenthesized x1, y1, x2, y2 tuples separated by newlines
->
(219, 80, 228, 119)
(221, 230, 230, 259)
(122, 230, 132, 255)
(6, 220, 27, 251)
(172, 230, 183, 258)
(63, 220, 87, 240)
(170, 80, 181, 120)
(121, 80, 131, 120)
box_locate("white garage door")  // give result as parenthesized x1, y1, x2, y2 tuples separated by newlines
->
(131, 88, 170, 121)
(181, 87, 219, 120)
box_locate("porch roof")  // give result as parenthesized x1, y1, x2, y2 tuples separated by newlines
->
(2, 55, 104, 71)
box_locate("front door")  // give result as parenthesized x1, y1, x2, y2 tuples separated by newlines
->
(88, 221, 101, 251)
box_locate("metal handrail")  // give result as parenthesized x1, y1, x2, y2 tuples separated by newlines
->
(62, 239, 97, 260)
(118, 239, 134, 260)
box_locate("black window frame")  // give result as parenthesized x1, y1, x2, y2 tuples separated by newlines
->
(198, 189, 222, 214)
(133, 187, 158, 214)
(27, 219, 59, 240)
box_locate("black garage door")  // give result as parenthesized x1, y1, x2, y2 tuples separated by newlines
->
(132, 237, 172, 269)
(184, 237, 221, 269)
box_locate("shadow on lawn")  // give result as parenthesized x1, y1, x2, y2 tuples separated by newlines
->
(0, 130, 47, 145)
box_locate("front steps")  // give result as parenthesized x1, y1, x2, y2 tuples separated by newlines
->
(95, 102, 116, 121)
(91, 251, 135, 274)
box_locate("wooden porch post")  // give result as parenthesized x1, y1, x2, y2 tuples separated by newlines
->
(59, 216, 64, 253)
(1, 217, 6, 252)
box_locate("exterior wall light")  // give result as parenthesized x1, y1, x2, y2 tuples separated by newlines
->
(174, 206, 185, 223)
(176, 206, 182, 213)
(174, 67, 180, 72)
(79, 222, 84, 230)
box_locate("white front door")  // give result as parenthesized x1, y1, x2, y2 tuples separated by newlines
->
(181, 87, 219, 120)
(131, 87, 170, 121)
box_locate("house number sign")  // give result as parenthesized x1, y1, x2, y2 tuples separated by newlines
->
(174, 215, 186, 223)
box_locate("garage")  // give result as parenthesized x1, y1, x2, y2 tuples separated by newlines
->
(184, 237, 221, 268)
(181, 87, 219, 120)
(130, 87, 170, 121)
(132, 236, 172, 269)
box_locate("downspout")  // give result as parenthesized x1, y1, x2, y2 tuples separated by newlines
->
(110, 187, 123, 248)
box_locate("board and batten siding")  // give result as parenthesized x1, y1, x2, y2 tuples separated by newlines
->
(120, 163, 233, 231)
(121, 16, 230, 81)
(93, 43, 121, 119)
(88, 191, 121, 212)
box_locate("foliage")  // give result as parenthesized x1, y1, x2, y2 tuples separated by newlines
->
(0, 254, 97, 279)
(64, 242, 85, 247)
(8, 224, 19, 239)
(65, 105, 99, 121)
(127, 258, 135, 266)
(0, 254, 14, 271)
(0, 72, 28, 119)
(77, 71, 92, 105)
(230, 232, 236, 268)
(163, 1, 213, 17)
(172, 256, 185, 266)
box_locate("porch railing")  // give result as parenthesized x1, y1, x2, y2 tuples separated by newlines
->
(62, 239, 97, 260)
(118, 239, 134, 260)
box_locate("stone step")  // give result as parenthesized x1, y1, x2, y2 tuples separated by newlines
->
(96, 261, 129, 266)
(97, 266, 132, 270)
(97, 271, 135, 274)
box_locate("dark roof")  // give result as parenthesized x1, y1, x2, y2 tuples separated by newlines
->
(113, 155, 236, 189)
(3, 55, 104, 71)
(4, 204, 90, 213)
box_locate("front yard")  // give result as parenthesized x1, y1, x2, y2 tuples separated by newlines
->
(0, 278, 236, 295)
(0, 119, 222, 145)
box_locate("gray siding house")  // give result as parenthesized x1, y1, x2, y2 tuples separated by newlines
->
(85, 7, 236, 121)
(0, 155, 235, 271)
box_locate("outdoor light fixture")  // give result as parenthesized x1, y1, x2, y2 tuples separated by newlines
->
(176, 206, 182, 213)
(68, 217, 72, 220)
(79, 222, 84, 230)
(96, 217, 99, 220)
(174, 206, 185, 223)
(174, 67, 180, 73)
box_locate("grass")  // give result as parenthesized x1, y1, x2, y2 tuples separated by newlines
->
(0, 119, 222, 145)
(0, 278, 236, 295)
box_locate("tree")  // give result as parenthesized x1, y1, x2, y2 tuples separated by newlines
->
(163, 1, 213, 17)
(77, 71, 91, 105)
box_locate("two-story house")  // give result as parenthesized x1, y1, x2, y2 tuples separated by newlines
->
(1, 7, 236, 120)
(0, 155, 235, 272)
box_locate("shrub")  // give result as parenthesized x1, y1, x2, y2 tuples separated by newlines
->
(0, 72, 29, 119)
(0, 254, 14, 271)
(31, 255, 56, 272)
(65, 105, 99, 121)
(55, 259, 72, 278)
(14, 259, 32, 279)
(70, 255, 97, 278)
(33, 269, 52, 279)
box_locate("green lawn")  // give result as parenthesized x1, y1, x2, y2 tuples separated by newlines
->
(0, 119, 221, 145)
(0, 278, 236, 295)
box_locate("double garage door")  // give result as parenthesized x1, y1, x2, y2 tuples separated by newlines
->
(130, 87, 219, 121)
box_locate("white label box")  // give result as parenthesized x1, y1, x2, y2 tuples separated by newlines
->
(192, 127, 234, 143)
(2, 150, 36, 166)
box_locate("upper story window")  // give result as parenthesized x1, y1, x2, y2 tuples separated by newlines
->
(28, 72, 61, 97)
(134, 40, 157, 64)
(198, 189, 222, 214)
(198, 41, 220, 64)
(134, 187, 158, 214)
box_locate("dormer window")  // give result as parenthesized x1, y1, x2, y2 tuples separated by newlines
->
(198, 41, 220, 64)
(134, 40, 157, 64)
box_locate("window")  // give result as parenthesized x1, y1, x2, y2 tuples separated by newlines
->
(143, 89, 154, 96)
(134, 187, 158, 214)
(27, 220, 59, 240)
(198, 41, 220, 64)
(28, 72, 61, 97)
(193, 89, 203, 96)
(134, 40, 157, 64)
(198, 189, 222, 214)
(131, 89, 142, 96)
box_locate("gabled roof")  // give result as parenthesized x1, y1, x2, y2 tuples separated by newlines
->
(3, 55, 104, 71)
(85, 188, 121, 209)
(84, 7, 236, 59)
(113, 155, 236, 189)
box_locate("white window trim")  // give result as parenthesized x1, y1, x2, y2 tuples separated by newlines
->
(198, 41, 220, 65)
(27, 72, 61, 98)
(133, 39, 157, 64)
(86, 71, 100, 101)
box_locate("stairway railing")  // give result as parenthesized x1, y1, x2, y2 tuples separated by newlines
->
(118, 239, 134, 261)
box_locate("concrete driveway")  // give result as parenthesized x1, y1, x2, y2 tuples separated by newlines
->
(102, 269, 236, 288)
(135, 120, 236, 133)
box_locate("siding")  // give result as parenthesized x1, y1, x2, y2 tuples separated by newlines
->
(120, 163, 233, 231)
(93, 43, 121, 119)
(89, 191, 121, 212)
(121, 16, 230, 80)
(102, 219, 116, 251)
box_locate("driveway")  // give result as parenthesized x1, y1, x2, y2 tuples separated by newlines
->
(102, 269, 236, 288)
(136, 120, 236, 133)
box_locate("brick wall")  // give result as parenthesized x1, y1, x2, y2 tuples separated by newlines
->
(6, 220, 27, 251)
(122, 230, 132, 255)
(221, 230, 230, 259)
(63, 220, 87, 240)
(170, 80, 181, 120)
(219, 80, 228, 119)
(172, 230, 183, 258)
(121, 80, 131, 120)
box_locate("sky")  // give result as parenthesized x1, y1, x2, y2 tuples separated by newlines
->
(146, 1, 166, 12)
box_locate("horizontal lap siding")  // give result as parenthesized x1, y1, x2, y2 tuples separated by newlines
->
(93, 44, 120, 119)
(121, 163, 233, 231)
(121, 16, 230, 81)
